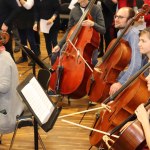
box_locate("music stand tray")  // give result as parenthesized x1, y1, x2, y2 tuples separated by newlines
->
(17, 73, 62, 132)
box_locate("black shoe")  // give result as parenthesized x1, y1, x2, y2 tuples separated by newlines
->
(16, 57, 28, 64)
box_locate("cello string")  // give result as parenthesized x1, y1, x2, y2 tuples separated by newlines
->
(58, 106, 106, 119)
(61, 119, 119, 139)
(68, 39, 93, 72)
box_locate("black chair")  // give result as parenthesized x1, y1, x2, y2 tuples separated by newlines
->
(1, 69, 51, 150)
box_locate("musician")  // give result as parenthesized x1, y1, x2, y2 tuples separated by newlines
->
(109, 7, 142, 95)
(0, 44, 24, 134)
(134, 27, 150, 149)
(52, 0, 106, 65)
(0, 0, 20, 60)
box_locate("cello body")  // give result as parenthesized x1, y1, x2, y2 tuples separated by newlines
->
(89, 75, 150, 147)
(86, 38, 131, 102)
(49, 21, 100, 99)
(112, 120, 146, 150)
(111, 104, 150, 150)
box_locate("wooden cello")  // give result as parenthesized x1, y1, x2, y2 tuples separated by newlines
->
(86, 4, 150, 103)
(49, 0, 100, 99)
(110, 100, 150, 150)
(89, 62, 150, 147)
(0, 30, 9, 46)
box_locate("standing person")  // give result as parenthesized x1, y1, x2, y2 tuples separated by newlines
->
(52, 0, 106, 65)
(33, 0, 60, 61)
(98, 0, 117, 56)
(109, 7, 142, 95)
(0, 0, 20, 60)
(112, 0, 137, 9)
(0, 40, 24, 134)
(15, 0, 40, 65)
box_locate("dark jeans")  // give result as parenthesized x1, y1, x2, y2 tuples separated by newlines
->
(43, 29, 58, 56)
(18, 28, 40, 60)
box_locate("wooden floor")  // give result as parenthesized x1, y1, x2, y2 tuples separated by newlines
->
(0, 31, 99, 150)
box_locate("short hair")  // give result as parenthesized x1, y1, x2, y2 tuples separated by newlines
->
(139, 27, 150, 39)
(127, 7, 135, 20)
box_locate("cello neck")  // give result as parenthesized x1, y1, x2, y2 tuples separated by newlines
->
(69, 0, 96, 42)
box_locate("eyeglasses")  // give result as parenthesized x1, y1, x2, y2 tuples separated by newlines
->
(114, 15, 127, 19)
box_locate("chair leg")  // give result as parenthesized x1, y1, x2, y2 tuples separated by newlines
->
(38, 134, 46, 150)
(9, 121, 19, 150)
(0, 134, 3, 144)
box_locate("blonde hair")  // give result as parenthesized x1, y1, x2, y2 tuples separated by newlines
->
(139, 27, 150, 39)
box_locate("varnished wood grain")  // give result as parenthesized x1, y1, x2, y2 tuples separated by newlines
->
(0, 32, 99, 150)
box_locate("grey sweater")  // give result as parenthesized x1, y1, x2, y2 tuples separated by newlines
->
(0, 51, 24, 134)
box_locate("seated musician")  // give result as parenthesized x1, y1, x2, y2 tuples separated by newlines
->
(0, 43, 24, 134)
(109, 7, 142, 95)
(135, 27, 150, 150)
(52, 0, 106, 66)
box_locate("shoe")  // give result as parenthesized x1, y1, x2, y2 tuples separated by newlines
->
(14, 48, 20, 53)
(16, 57, 28, 64)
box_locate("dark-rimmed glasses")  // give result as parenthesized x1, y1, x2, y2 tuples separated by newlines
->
(114, 15, 127, 19)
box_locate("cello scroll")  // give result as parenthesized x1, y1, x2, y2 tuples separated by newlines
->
(0, 30, 10, 46)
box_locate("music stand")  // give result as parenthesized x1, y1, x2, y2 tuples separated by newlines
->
(18, 45, 57, 149)
(17, 73, 62, 133)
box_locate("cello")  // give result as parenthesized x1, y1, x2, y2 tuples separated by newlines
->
(89, 62, 150, 147)
(110, 100, 150, 150)
(86, 4, 150, 103)
(49, 0, 100, 99)
(0, 30, 9, 46)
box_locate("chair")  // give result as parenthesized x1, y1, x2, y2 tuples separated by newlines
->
(8, 69, 51, 150)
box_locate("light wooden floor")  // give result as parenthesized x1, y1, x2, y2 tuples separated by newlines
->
(0, 32, 98, 150)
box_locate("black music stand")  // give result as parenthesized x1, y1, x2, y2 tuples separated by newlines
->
(17, 74, 62, 147)
(18, 45, 55, 149)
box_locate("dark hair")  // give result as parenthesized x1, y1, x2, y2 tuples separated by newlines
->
(139, 27, 150, 39)
(127, 7, 135, 20)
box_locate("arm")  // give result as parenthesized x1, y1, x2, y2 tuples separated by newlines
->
(47, 1, 60, 25)
(20, 0, 34, 10)
(135, 104, 150, 149)
(118, 32, 142, 85)
(90, 5, 106, 34)
(109, 29, 142, 95)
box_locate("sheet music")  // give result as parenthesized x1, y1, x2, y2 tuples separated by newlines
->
(40, 19, 53, 33)
(21, 77, 54, 124)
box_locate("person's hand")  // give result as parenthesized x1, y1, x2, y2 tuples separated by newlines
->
(47, 16, 56, 25)
(52, 45, 60, 53)
(82, 19, 94, 27)
(1, 23, 8, 32)
(109, 82, 122, 95)
(33, 23, 38, 31)
(135, 104, 150, 124)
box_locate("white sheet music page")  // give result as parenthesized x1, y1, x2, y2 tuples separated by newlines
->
(21, 77, 54, 124)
